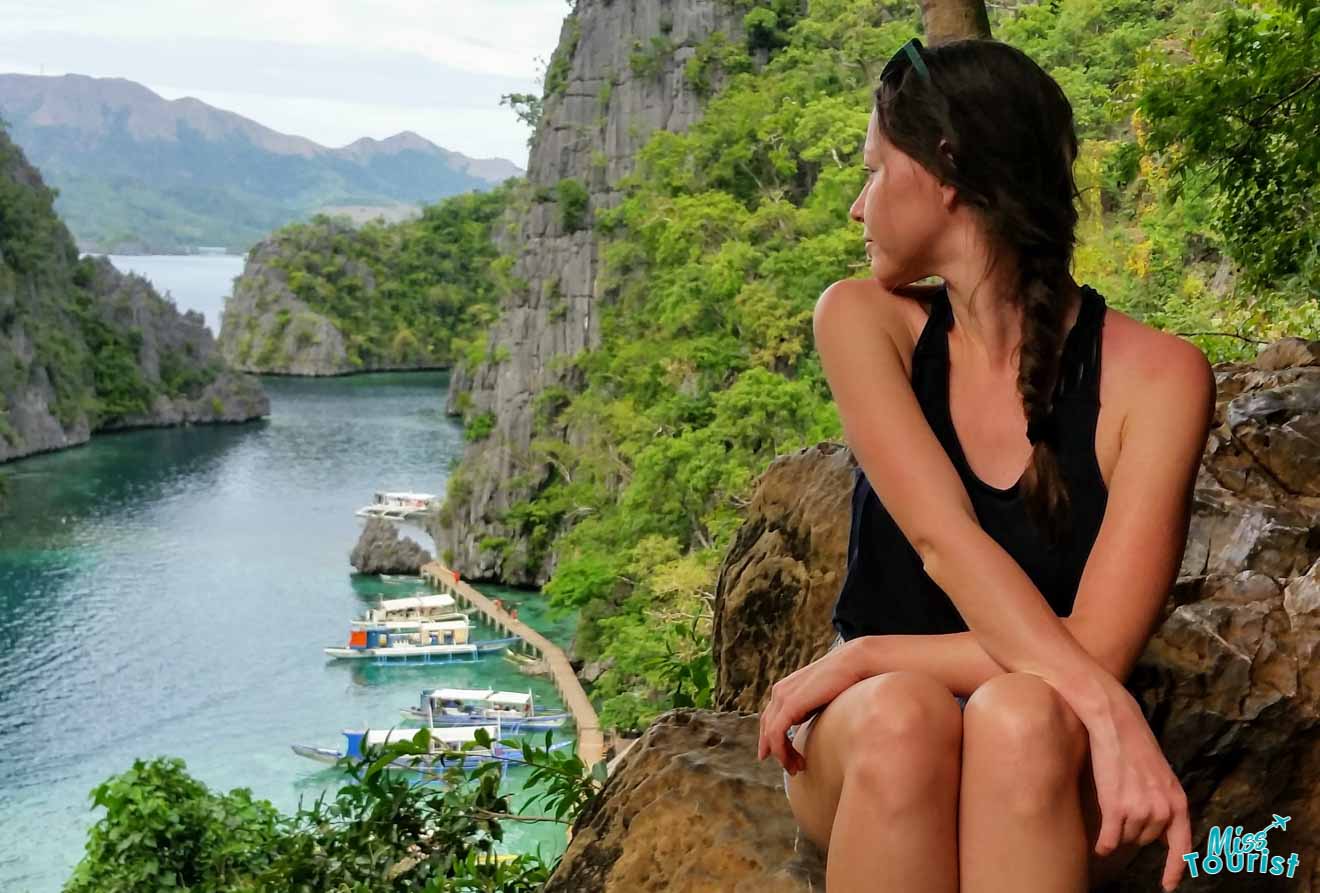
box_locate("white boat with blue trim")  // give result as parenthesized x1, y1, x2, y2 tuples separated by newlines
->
(401, 687, 570, 730)
(355, 490, 440, 520)
(324, 619, 519, 663)
(290, 723, 571, 777)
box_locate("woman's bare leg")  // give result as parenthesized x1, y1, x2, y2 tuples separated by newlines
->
(786, 671, 965, 892)
(958, 672, 1091, 892)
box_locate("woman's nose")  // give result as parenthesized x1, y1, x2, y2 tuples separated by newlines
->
(849, 194, 864, 223)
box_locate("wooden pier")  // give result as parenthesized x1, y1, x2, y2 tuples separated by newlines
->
(419, 562, 605, 771)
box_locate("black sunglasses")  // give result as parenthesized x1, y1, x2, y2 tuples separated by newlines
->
(881, 37, 931, 86)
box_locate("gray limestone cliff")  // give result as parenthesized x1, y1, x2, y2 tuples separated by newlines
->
(432, 0, 761, 584)
(0, 126, 268, 463)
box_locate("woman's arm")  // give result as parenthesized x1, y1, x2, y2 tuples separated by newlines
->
(844, 617, 1103, 701)
(813, 281, 1214, 722)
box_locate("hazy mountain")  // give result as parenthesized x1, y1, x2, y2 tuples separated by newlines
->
(0, 73, 525, 254)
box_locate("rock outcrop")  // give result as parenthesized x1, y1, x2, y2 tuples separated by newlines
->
(217, 217, 373, 376)
(350, 516, 433, 575)
(431, 0, 762, 584)
(0, 126, 268, 463)
(549, 336, 1320, 892)
(544, 709, 823, 892)
(82, 256, 270, 432)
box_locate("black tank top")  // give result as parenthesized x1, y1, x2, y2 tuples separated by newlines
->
(831, 282, 1110, 641)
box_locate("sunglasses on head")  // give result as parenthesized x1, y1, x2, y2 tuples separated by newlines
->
(881, 37, 930, 86)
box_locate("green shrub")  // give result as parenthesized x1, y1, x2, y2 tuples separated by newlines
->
(64, 757, 282, 892)
(629, 35, 674, 79)
(464, 410, 497, 442)
(159, 350, 219, 399)
(64, 728, 605, 891)
(556, 178, 590, 233)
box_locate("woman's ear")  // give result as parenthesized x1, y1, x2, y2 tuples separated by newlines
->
(938, 179, 959, 212)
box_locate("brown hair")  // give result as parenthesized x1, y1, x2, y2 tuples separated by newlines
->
(874, 37, 1083, 545)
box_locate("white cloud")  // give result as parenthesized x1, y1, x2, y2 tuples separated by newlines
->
(0, 0, 568, 163)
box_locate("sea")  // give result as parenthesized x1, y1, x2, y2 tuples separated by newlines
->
(0, 255, 574, 891)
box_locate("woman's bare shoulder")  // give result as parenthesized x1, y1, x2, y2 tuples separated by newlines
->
(815, 278, 936, 376)
(1098, 305, 1215, 438)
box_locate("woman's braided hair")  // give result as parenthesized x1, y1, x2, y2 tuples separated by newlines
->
(874, 37, 1084, 546)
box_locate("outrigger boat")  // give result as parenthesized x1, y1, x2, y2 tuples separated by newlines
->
(290, 723, 572, 777)
(401, 687, 570, 730)
(355, 490, 439, 521)
(324, 620, 520, 663)
(353, 593, 468, 629)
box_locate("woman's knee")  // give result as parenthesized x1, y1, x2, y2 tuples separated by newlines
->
(963, 672, 1089, 810)
(839, 672, 963, 806)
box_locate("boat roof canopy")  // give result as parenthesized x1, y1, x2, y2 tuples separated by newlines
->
(376, 491, 439, 501)
(431, 688, 496, 700)
(429, 688, 533, 706)
(376, 594, 456, 613)
(355, 725, 500, 746)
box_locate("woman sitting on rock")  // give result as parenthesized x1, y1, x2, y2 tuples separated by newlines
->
(757, 37, 1214, 893)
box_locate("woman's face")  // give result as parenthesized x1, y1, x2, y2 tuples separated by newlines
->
(850, 108, 951, 288)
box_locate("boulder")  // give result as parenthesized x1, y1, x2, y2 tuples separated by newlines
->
(349, 516, 433, 575)
(543, 709, 823, 892)
(579, 656, 616, 686)
(549, 336, 1320, 891)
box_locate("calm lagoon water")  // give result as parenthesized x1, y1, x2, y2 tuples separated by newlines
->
(0, 259, 576, 891)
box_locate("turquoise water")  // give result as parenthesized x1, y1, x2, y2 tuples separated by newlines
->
(0, 373, 576, 891)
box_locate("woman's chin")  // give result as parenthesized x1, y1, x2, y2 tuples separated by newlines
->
(866, 253, 903, 285)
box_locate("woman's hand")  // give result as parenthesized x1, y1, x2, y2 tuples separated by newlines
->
(757, 640, 867, 776)
(1082, 675, 1194, 892)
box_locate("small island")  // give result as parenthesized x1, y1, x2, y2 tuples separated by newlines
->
(217, 189, 510, 376)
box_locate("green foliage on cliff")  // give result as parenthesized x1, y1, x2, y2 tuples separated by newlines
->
(555, 178, 590, 233)
(0, 126, 227, 438)
(0, 147, 69, 278)
(481, 0, 1320, 732)
(543, 9, 581, 99)
(65, 728, 602, 891)
(258, 181, 515, 370)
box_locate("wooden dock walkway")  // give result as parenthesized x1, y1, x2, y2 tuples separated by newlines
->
(419, 561, 605, 771)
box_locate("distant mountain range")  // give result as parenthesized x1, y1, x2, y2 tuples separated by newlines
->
(0, 73, 524, 254)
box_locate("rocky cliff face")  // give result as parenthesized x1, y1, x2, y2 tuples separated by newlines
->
(549, 335, 1320, 891)
(0, 127, 268, 463)
(432, 0, 760, 583)
(216, 221, 357, 376)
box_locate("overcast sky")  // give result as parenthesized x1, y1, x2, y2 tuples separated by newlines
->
(0, 0, 571, 167)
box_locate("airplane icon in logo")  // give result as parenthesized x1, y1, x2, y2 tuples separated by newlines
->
(1259, 814, 1291, 836)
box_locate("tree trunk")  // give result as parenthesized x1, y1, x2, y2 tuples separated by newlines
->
(919, 0, 992, 43)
